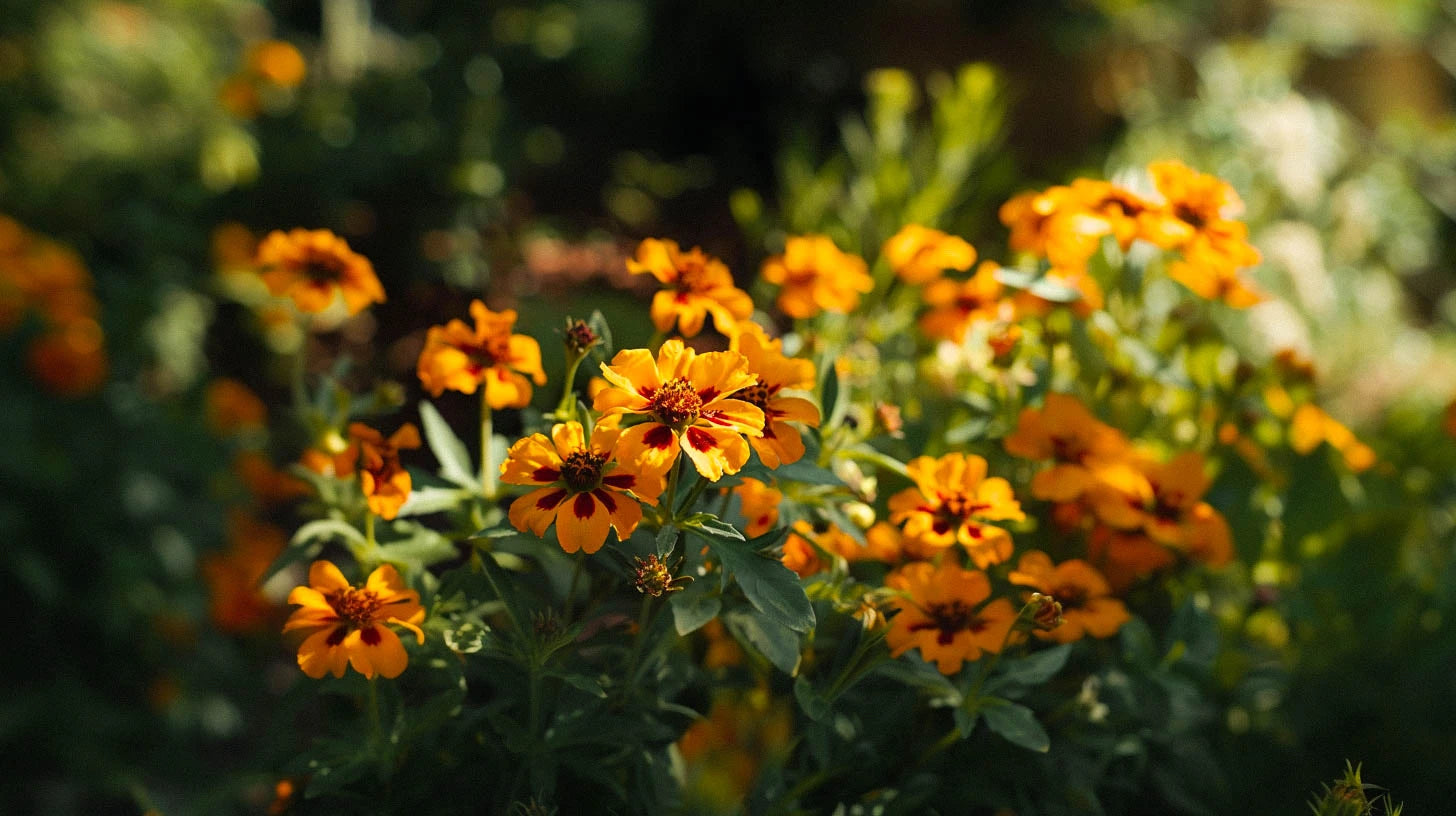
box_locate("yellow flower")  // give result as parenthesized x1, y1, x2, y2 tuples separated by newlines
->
(1003, 392, 1143, 502)
(882, 225, 976, 285)
(501, 421, 664, 554)
(887, 452, 1023, 567)
(885, 560, 1016, 675)
(348, 422, 421, 521)
(256, 228, 385, 315)
(1144, 160, 1264, 308)
(734, 477, 782, 538)
(283, 561, 425, 679)
(760, 235, 873, 318)
(593, 339, 764, 480)
(416, 300, 547, 407)
(729, 323, 820, 468)
(918, 261, 1014, 343)
(1008, 551, 1130, 643)
(1085, 451, 1233, 565)
(627, 238, 753, 337)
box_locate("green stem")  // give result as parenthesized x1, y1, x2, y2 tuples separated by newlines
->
(526, 656, 544, 790)
(477, 551, 523, 636)
(625, 591, 657, 683)
(480, 391, 497, 500)
(554, 353, 585, 421)
(659, 454, 683, 525)
(564, 551, 586, 619)
(367, 675, 382, 757)
(674, 475, 711, 522)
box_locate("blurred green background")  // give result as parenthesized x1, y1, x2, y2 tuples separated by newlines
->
(1, 0, 1454, 813)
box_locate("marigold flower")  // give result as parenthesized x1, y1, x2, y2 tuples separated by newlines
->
(234, 451, 311, 504)
(416, 300, 547, 406)
(1143, 160, 1263, 308)
(885, 560, 1016, 675)
(27, 322, 107, 396)
(734, 477, 781, 538)
(256, 228, 385, 315)
(348, 422, 421, 521)
(247, 40, 307, 88)
(1087, 527, 1177, 593)
(1000, 184, 1121, 269)
(202, 510, 287, 633)
(729, 323, 820, 468)
(1008, 551, 1130, 643)
(882, 224, 976, 285)
(1085, 451, 1233, 565)
(919, 261, 1014, 342)
(779, 521, 873, 577)
(760, 235, 873, 319)
(1003, 392, 1143, 502)
(593, 339, 764, 480)
(283, 560, 425, 679)
(888, 452, 1023, 567)
(627, 238, 753, 337)
(501, 421, 664, 554)
(1290, 403, 1376, 472)
(205, 377, 267, 436)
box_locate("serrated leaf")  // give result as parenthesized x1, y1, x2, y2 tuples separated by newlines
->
(419, 401, 477, 488)
(723, 608, 802, 675)
(655, 524, 679, 557)
(691, 528, 814, 633)
(395, 486, 469, 517)
(981, 699, 1050, 752)
(669, 579, 721, 635)
(682, 514, 745, 541)
(291, 519, 366, 548)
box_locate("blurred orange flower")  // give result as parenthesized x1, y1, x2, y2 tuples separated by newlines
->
(348, 422, 421, 520)
(1008, 551, 1129, 643)
(1003, 393, 1142, 502)
(882, 224, 976, 285)
(729, 323, 820, 468)
(417, 300, 547, 407)
(256, 228, 384, 315)
(734, 477, 781, 538)
(205, 378, 266, 437)
(283, 561, 425, 679)
(247, 40, 307, 88)
(501, 421, 663, 554)
(919, 261, 1013, 342)
(886, 560, 1015, 675)
(627, 238, 752, 337)
(888, 452, 1023, 567)
(760, 235, 873, 318)
(202, 511, 287, 633)
(1290, 403, 1376, 472)
(1085, 451, 1233, 565)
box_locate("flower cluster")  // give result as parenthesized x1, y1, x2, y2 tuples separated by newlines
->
(0, 215, 108, 395)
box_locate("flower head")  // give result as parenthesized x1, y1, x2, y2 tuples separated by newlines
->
(1003, 393, 1143, 502)
(627, 238, 753, 337)
(501, 421, 664, 554)
(1008, 551, 1130, 643)
(283, 561, 425, 679)
(888, 452, 1023, 567)
(919, 261, 1013, 343)
(729, 323, 820, 468)
(882, 225, 976, 285)
(348, 422, 421, 520)
(256, 228, 384, 315)
(760, 235, 873, 318)
(417, 300, 547, 407)
(593, 339, 764, 480)
(734, 477, 782, 538)
(885, 560, 1016, 675)
(1085, 451, 1233, 565)
(1144, 160, 1263, 308)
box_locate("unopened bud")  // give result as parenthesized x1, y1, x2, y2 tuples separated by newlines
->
(633, 554, 687, 597)
(1022, 592, 1064, 632)
(842, 501, 876, 529)
(563, 318, 600, 357)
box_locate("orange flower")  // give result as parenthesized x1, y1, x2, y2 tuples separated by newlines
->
(918, 261, 1013, 342)
(283, 561, 425, 679)
(729, 323, 820, 467)
(885, 560, 1016, 675)
(202, 510, 287, 633)
(205, 378, 266, 436)
(1087, 527, 1177, 594)
(760, 235, 873, 318)
(887, 452, 1023, 567)
(247, 40, 306, 88)
(593, 339, 764, 480)
(501, 421, 664, 554)
(1003, 393, 1142, 502)
(416, 300, 547, 407)
(734, 477, 781, 538)
(234, 451, 311, 504)
(348, 422, 421, 520)
(256, 228, 384, 315)
(27, 322, 107, 396)
(882, 225, 976, 285)
(1085, 451, 1233, 565)
(627, 238, 753, 337)
(1008, 551, 1130, 643)
(1143, 160, 1263, 308)
(779, 521, 871, 577)
(1290, 403, 1376, 472)
(780, 524, 825, 578)
(1000, 184, 1120, 270)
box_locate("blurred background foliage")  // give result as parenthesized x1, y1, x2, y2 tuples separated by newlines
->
(0, 0, 1453, 813)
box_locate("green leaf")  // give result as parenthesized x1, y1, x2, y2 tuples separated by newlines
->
(953, 707, 980, 737)
(395, 486, 470, 517)
(378, 524, 459, 571)
(291, 519, 366, 549)
(793, 676, 832, 721)
(681, 513, 745, 541)
(723, 608, 802, 676)
(690, 528, 814, 633)
(669, 579, 721, 635)
(981, 699, 1050, 752)
(986, 643, 1072, 696)
(654, 524, 679, 557)
(420, 401, 477, 488)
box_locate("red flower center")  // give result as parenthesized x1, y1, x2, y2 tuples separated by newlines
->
(560, 449, 607, 492)
(650, 376, 703, 426)
(327, 587, 383, 629)
(911, 600, 988, 645)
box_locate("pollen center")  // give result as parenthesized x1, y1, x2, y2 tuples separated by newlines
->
(911, 600, 987, 644)
(677, 261, 713, 293)
(561, 449, 607, 492)
(460, 335, 512, 369)
(328, 588, 383, 629)
(650, 376, 703, 426)
(736, 380, 773, 411)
